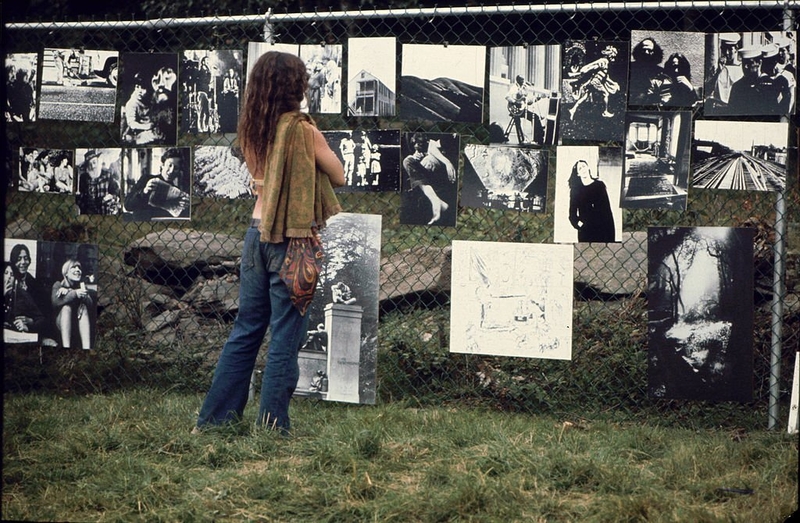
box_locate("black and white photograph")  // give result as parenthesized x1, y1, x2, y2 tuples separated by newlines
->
(295, 213, 381, 405)
(246, 42, 299, 92)
(17, 148, 74, 194)
(37, 241, 100, 350)
(399, 131, 460, 227)
(180, 49, 243, 134)
(300, 44, 342, 114)
(488, 44, 562, 146)
(460, 144, 548, 212)
(322, 129, 401, 192)
(691, 120, 788, 192)
(193, 145, 254, 199)
(347, 37, 397, 117)
(621, 111, 692, 209)
(74, 148, 122, 216)
(4, 239, 43, 346)
(39, 48, 119, 122)
(703, 31, 796, 116)
(628, 30, 705, 109)
(449, 240, 573, 360)
(559, 41, 629, 143)
(553, 146, 623, 244)
(5, 52, 38, 122)
(119, 52, 179, 146)
(399, 43, 485, 124)
(122, 147, 192, 221)
(648, 226, 754, 402)
(4, 239, 99, 349)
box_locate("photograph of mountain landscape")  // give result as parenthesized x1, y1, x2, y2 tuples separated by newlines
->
(399, 43, 485, 123)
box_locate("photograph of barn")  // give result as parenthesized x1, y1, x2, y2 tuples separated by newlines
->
(347, 37, 397, 117)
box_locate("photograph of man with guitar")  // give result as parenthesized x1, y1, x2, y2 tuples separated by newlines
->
(489, 45, 562, 148)
(504, 75, 552, 145)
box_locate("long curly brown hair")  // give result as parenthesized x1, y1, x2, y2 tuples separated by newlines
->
(238, 51, 309, 180)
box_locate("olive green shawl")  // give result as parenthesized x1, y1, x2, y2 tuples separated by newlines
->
(252, 111, 341, 242)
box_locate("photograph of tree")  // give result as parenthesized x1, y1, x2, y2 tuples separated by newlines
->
(399, 131, 460, 226)
(399, 43, 485, 123)
(648, 227, 754, 402)
(300, 44, 342, 114)
(180, 49, 243, 134)
(691, 120, 788, 192)
(460, 144, 548, 212)
(553, 146, 623, 244)
(17, 148, 74, 194)
(488, 44, 562, 146)
(122, 147, 191, 221)
(450, 240, 573, 360)
(118, 52, 179, 146)
(628, 30, 705, 109)
(193, 145, 254, 199)
(323, 129, 401, 192)
(621, 111, 692, 209)
(74, 148, 122, 216)
(347, 37, 397, 117)
(5, 52, 38, 122)
(703, 31, 796, 116)
(4, 239, 99, 350)
(39, 48, 119, 122)
(295, 213, 381, 405)
(559, 40, 628, 142)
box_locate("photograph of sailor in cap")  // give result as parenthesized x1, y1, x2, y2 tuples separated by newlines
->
(704, 32, 744, 111)
(705, 31, 796, 116)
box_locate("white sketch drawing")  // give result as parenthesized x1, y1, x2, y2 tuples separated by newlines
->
(450, 240, 573, 360)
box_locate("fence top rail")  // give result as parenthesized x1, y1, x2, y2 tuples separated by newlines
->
(5, 0, 797, 31)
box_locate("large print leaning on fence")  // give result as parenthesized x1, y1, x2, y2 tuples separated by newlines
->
(193, 51, 345, 436)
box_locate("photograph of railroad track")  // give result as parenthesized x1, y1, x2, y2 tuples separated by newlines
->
(691, 120, 789, 192)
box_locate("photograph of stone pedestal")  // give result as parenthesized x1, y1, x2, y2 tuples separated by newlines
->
(295, 213, 381, 404)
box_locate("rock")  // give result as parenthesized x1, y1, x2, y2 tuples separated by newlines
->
(573, 232, 649, 298)
(182, 275, 240, 317)
(5, 219, 38, 240)
(144, 310, 182, 332)
(380, 245, 452, 302)
(123, 228, 243, 291)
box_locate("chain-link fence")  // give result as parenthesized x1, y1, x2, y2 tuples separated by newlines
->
(4, 2, 799, 430)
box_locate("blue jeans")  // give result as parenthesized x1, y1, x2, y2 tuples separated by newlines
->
(196, 226, 310, 433)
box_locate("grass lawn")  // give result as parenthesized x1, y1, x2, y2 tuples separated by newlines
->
(2, 389, 797, 522)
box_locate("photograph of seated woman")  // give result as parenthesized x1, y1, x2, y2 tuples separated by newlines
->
(401, 132, 458, 226)
(5, 243, 47, 339)
(568, 159, 616, 243)
(4, 261, 45, 339)
(50, 258, 94, 349)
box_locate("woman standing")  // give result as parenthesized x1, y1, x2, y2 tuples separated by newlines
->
(568, 160, 615, 242)
(194, 51, 344, 435)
